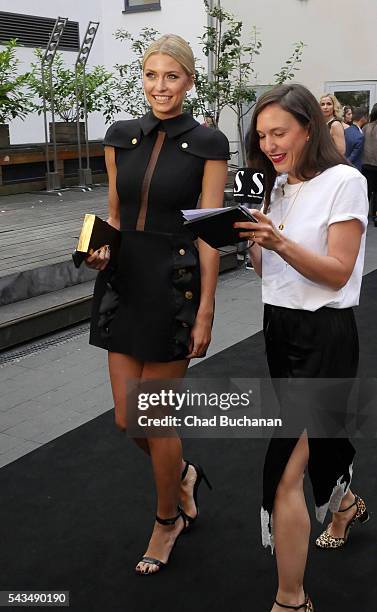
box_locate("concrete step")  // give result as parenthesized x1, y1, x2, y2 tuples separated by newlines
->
(0, 258, 97, 306)
(0, 248, 239, 351)
(0, 281, 94, 351)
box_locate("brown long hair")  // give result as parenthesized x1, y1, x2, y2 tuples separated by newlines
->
(248, 83, 348, 212)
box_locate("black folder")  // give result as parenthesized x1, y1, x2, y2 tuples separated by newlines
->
(183, 205, 258, 249)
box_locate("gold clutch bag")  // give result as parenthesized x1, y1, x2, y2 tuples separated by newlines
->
(72, 214, 121, 268)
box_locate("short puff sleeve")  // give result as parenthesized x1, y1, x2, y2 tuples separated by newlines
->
(328, 172, 369, 233)
(180, 125, 230, 160)
(103, 120, 142, 149)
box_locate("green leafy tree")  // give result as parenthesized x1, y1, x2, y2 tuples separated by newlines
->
(0, 39, 33, 125)
(190, 1, 305, 164)
(112, 27, 160, 119)
(274, 41, 306, 85)
(28, 49, 120, 123)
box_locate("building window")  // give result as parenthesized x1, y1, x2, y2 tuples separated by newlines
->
(123, 0, 161, 13)
(0, 11, 79, 51)
(325, 81, 377, 113)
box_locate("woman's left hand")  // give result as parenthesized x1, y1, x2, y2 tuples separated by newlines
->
(186, 313, 212, 358)
(234, 209, 285, 252)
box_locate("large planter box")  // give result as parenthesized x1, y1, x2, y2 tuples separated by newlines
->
(0, 124, 10, 147)
(49, 121, 85, 144)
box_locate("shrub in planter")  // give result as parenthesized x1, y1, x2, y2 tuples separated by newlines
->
(0, 39, 33, 146)
(28, 50, 120, 142)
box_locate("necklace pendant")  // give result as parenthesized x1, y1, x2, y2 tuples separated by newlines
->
(278, 223, 284, 231)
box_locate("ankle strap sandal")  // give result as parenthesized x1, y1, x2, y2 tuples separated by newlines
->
(275, 594, 313, 611)
(135, 509, 187, 575)
(315, 494, 369, 549)
(181, 460, 212, 526)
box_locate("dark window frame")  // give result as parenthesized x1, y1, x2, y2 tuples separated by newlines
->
(123, 1, 161, 13)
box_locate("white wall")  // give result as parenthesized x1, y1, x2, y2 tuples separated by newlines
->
(100, 0, 206, 68)
(0, 0, 206, 144)
(220, 0, 377, 144)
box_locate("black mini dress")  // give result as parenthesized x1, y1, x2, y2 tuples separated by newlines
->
(89, 111, 230, 362)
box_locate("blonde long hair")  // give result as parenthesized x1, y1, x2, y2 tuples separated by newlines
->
(142, 34, 195, 76)
(320, 93, 343, 120)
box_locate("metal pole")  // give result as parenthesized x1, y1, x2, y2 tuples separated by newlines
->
(49, 66, 59, 187)
(207, 0, 214, 82)
(41, 64, 50, 178)
(42, 16, 68, 191)
(83, 69, 90, 173)
(75, 65, 83, 178)
(75, 22, 99, 187)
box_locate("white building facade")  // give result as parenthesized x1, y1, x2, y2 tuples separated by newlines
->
(1, 0, 376, 146)
(0, 0, 205, 144)
(220, 0, 377, 147)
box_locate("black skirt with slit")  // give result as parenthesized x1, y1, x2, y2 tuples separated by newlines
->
(261, 304, 359, 551)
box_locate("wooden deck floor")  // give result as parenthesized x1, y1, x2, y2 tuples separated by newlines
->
(0, 187, 109, 278)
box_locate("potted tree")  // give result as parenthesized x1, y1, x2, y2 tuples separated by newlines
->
(0, 39, 33, 147)
(189, 0, 305, 164)
(28, 50, 118, 143)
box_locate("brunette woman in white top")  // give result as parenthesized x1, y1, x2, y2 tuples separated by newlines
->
(235, 83, 369, 612)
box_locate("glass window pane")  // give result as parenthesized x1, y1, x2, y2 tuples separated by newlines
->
(128, 0, 158, 6)
(334, 90, 370, 112)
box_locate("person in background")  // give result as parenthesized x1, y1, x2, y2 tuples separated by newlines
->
(319, 93, 346, 155)
(236, 83, 369, 612)
(345, 106, 369, 171)
(343, 105, 353, 128)
(362, 102, 377, 226)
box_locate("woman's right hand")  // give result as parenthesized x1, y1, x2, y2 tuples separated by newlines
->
(85, 244, 110, 271)
(85, 216, 119, 271)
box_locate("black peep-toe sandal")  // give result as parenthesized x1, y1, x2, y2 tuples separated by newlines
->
(135, 509, 186, 576)
(275, 594, 314, 611)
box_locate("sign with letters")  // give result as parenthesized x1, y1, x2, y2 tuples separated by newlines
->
(233, 168, 265, 205)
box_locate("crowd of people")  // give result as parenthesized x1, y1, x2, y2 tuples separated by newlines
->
(320, 93, 377, 225)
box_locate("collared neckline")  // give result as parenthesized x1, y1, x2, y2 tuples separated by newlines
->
(139, 111, 199, 138)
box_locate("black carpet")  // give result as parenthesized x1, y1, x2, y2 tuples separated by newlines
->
(1, 271, 376, 612)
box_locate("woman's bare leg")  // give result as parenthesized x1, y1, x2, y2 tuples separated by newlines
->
(108, 353, 199, 573)
(271, 433, 310, 611)
(108, 352, 150, 454)
(135, 359, 190, 574)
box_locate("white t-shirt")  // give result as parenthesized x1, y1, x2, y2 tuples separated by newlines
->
(261, 164, 368, 311)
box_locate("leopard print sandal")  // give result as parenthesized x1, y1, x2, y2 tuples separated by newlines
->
(315, 494, 369, 549)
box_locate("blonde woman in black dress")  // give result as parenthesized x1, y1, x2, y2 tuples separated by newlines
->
(86, 34, 229, 574)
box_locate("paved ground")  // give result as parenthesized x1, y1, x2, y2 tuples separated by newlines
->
(0, 216, 376, 469)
